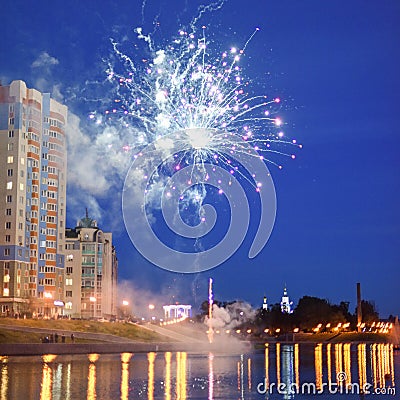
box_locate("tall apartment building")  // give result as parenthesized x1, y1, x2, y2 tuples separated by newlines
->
(64, 214, 118, 319)
(0, 80, 67, 316)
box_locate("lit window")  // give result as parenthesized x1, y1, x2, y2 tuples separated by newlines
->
(6, 182, 12, 190)
(7, 156, 13, 163)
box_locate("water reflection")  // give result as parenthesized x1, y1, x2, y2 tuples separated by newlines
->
(121, 352, 132, 400)
(315, 343, 322, 391)
(164, 352, 171, 400)
(176, 351, 187, 399)
(282, 345, 295, 399)
(87, 354, 98, 400)
(0, 356, 8, 400)
(0, 342, 397, 399)
(208, 353, 214, 400)
(40, 354, 57, 400)
(262, 342, 396, 397)
(147, 352, 156, 400)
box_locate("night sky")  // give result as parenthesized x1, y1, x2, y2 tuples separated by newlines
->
(1, 0, 399, 317)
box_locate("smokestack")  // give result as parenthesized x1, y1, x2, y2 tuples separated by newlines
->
(357, 282, 362, 332)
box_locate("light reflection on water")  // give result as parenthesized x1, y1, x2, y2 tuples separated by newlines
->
(0, 343, 397, 399)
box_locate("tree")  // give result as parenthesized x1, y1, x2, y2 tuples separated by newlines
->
(359, 300, 379, 323)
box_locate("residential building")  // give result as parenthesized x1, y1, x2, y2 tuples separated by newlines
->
(64, 214, 117, 319)
(0, 80, 67, 316)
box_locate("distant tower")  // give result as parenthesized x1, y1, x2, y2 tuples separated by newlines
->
(262, 296, 268, 311)
(280, 286, 293, 314)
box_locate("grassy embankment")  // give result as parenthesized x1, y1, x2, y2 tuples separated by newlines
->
(0, 318, 166, 344)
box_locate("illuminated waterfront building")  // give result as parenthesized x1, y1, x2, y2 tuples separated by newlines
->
(280, 286, 293, 314)
(0, 80, 67, 316)
(262, 296, 268, 311)
(64, 214, 118, 319)
(163, 304, 192, 320)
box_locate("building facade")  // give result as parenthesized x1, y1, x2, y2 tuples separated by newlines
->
(0, 80, 67, 317)
(64, 215, 117, 319)
(280, 286, 294, 314)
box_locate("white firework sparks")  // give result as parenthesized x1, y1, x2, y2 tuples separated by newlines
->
(108, 15, 301, 271)
(97, 24, 301, 178)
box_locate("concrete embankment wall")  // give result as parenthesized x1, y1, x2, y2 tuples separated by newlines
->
(0, 341, 229, 356)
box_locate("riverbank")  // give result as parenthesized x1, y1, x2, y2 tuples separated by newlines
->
(0, 318, 397, 356)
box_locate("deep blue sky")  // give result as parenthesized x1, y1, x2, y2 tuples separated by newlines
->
(1, 0, 399, 317)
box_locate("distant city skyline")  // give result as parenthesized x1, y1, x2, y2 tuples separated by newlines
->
(1, 0, 399, 317)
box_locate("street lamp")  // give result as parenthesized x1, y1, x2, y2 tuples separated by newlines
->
(89, 296, 96, 319)
(148, 304, 155, 323)
(122, 300, 129, 320)
(44, 292, 53, 319)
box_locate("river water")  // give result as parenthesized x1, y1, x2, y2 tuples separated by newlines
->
(0, 342, 397, 399)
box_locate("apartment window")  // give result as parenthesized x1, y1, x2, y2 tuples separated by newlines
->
(8, 130, 14, 138)
(6, 182, 12, 190)
(9, 118, 14, 125)
(6, 195, 12, 203)
(19, 183, 24, 191)
(5, 235, 11, 242)
(65, 278, 72, 286)
(5, 209, 11, 216)
(7, 143, 13, 151)
(7, 156, 13, 164)
(65, 291, 72, 297)
(4, 249, 10, 256)
(5, 222, 11, 229)
(21, 158, 24, 165)
(66, 266, 73, 274)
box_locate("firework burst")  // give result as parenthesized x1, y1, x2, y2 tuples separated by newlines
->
(100, 15, 300, 272)
(96, 24, 300, 177)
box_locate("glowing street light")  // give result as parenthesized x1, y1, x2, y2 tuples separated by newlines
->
(44, 292, 52, 318)
(122, 300, 129, 320)
(90, 296, 96, 319)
